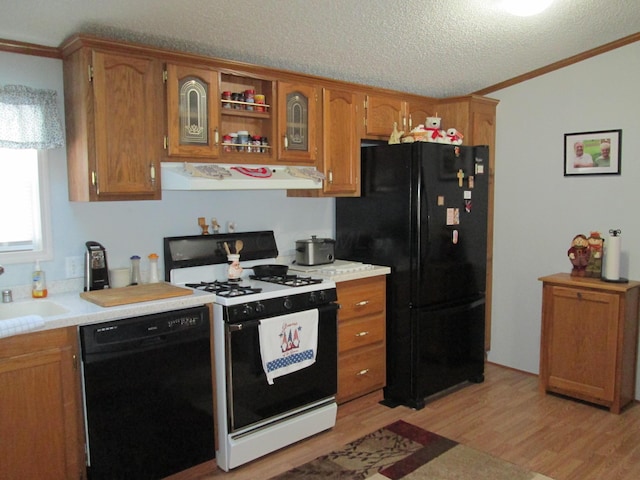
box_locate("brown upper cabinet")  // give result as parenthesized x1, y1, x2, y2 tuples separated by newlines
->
(62, 40, 163, 201)
(363, 94, 405, 138)
(60, 34, 496, 201)
(276, 81, 321, 164)
(164, 63, 220, 160)
(321, 87, 362, 196)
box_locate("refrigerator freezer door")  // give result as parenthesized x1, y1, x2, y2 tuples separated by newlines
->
(383, 296, 486, 409)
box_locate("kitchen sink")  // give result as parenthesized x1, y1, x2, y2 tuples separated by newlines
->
(0, 299, 69, 320)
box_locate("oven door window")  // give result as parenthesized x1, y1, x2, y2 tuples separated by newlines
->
(226, 303, 337, 432)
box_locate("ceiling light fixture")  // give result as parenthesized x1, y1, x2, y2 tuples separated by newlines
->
(501, 0, 554, 16)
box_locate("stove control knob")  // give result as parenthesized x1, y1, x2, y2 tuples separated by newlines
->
(242, 304, 254, 316)
(283, 297, 293, 310)
(255, 302, 266, 314)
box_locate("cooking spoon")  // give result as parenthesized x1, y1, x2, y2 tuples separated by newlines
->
(223, 242, 231, 255)
(235, 239, 244, 254)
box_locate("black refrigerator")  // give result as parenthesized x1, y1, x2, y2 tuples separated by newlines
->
(335, 142, 488, 409)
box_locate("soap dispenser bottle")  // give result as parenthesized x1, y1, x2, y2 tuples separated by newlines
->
(32, 260, 48, 298)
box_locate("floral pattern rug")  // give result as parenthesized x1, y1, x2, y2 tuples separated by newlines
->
(270, 420, 554, 480)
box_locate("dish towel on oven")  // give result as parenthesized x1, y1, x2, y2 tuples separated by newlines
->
(258, 309, 319, 385)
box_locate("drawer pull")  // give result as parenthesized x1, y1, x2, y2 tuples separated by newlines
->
(356, 368, 370, 376)
(355, 300, 370, 307)
(355, 331, 370, 337)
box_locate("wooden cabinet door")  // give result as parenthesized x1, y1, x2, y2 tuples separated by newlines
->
(545, 286, 619, 402)
(277, 81, 320, 164)
(406, 99, 436, 132)
(165, 63, 219, 159)
(322, 88, 361, 196)
(364, 94, 405, 138)
(0, 328, 83, 480)
(92, 50, 163, 199)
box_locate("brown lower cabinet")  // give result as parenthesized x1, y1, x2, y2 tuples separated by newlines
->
(0, 327, 85, 480)
(336, 276, 387, 404)
(539, 273, 640, 413)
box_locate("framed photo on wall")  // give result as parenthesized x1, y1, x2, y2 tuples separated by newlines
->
(564, 129, 622, 176)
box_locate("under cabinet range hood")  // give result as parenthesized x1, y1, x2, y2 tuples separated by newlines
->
(161, 163, 324, 191)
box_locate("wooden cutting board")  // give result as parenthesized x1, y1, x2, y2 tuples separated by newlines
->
(80, 282, 193, 307)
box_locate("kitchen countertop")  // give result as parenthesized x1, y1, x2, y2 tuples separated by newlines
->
(288, 259, 391, 282)
(0, 286, 217, 337)
(1, 261, 389, 339)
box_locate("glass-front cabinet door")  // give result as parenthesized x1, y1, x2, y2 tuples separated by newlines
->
(277, 81, 320, 164)
(165, 64, 219, 158)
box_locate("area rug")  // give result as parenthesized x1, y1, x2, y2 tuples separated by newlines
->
(270, 420, 554, 480)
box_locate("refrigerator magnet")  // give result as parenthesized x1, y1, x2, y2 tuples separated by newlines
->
(437, 195, 445, 206)
(468, 175, 474, 189)
(464, 199, 472, 213)
(457, 169, 464, 187)
(475, 164, 484, 175)
(446, 208, 460, 225)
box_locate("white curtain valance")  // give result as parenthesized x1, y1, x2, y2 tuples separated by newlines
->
(0, 84, 65, 149)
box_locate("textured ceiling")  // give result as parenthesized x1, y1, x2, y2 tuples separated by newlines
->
(1, 0, 639, 98)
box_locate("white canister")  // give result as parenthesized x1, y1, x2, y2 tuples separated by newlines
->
(109, 268, 130, 288)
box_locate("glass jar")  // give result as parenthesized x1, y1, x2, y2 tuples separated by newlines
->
(222, 91, 232, 108)
(255, 94, 266, 112)
(244, 89, 255, 111)
(237, 131, 249, 152)
(223, 134, 233, 152)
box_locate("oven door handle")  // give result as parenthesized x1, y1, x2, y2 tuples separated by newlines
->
(226, 303, 339, 332)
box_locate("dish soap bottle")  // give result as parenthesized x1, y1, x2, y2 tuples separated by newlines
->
(32, 260, 48, 298)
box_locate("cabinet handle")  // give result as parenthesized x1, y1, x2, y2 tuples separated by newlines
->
(328, 170, 334, 184)
(355, 331, 369, 337)
(356, 368, 370, 376)
(150, 164, 156, 186)
(355, 300, 370, 306)
(214, 128, 219, 146)
(92, 171, 99, 195)
(283, 135, 288, 150)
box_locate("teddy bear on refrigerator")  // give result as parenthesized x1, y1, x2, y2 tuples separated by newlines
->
(424, 116, 447, 143)
(445, 128, 464, 145)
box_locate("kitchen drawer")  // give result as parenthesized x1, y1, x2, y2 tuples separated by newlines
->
(338, 312, 385, 353)
(337, 344, 386, 403)
(337, 276, 385, 321)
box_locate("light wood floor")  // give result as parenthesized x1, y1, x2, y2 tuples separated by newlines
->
(198, 363, 640, 480)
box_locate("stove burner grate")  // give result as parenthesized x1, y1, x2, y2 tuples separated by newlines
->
(249, 274, 323, 287)
(186, 281, 262, 297)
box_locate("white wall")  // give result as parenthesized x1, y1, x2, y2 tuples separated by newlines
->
(488, 42, 640, 396)
(0, 51, 334, 289)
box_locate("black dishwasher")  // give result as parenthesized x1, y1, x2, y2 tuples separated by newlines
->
(79, 305, 215, 480)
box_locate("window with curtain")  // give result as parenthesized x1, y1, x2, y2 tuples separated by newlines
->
(0, 84, 63, 264)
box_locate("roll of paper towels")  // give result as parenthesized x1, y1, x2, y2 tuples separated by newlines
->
(604, 231, 621, 280)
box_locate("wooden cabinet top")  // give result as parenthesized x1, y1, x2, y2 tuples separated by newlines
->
(539, 272, 640, 293)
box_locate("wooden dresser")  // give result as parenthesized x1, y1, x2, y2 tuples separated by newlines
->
(539, 273, 640, 413)
(336, 276, 387, 404)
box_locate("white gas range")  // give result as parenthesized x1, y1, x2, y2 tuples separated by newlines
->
(164, 231, 338, 472)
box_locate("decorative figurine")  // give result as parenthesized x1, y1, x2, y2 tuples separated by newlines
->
(568, 234, 589, 276)
(211, 218, 220, 234)
(388, 122, 404, 144)
(198, 217, 209, 235)
(586, 231, 604, 277)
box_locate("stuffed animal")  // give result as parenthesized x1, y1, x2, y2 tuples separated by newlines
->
(568, 234, 589, 276)
(586, 231, 604, 277)
(424, 116, 447, 143)
(445, 128, 464, 145)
